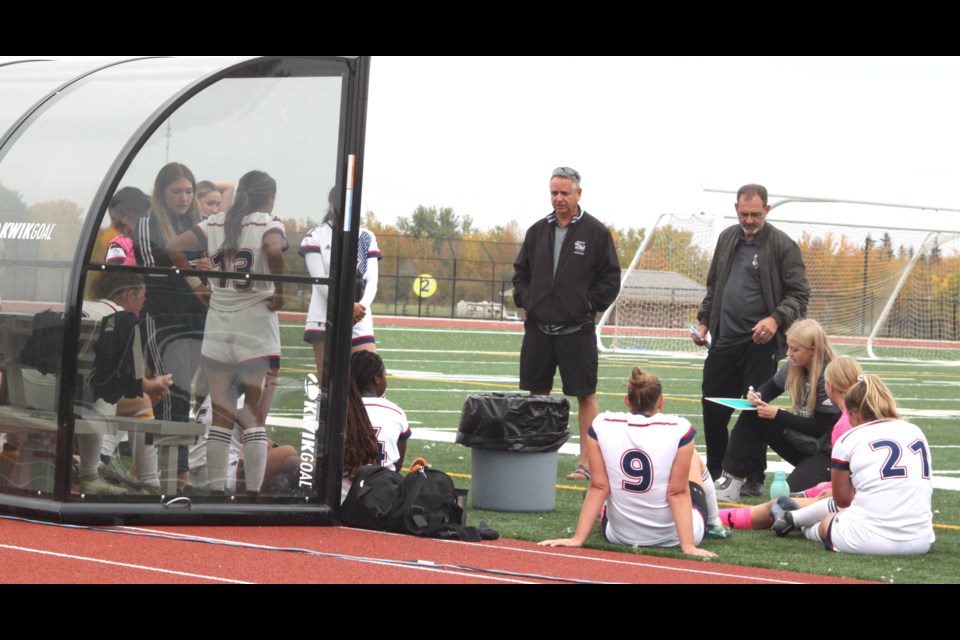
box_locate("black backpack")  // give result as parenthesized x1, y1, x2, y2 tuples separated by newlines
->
(339, 465, 404, 531)
(396, 467, 464, 537)
(339, 465, 498, 542)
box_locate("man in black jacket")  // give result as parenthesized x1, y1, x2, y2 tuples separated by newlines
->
(692, 184, 810, 498)
(513, 167, 621, 481)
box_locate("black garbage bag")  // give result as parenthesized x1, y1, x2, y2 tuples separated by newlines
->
(457, 392, 570, 453)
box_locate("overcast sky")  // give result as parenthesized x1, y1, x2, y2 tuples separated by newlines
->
(361, 56, 960, 235)
(5, 56, 960, 237)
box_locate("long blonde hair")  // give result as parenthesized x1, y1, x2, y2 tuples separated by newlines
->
(843, 373, 900, 424)
(151, 162, 201, 245)
(786, 319, 836, 415)
(823, 356, 862, 409)
(195, 180, 220, 202)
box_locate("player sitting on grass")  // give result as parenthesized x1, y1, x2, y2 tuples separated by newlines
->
(782, 374, 934, 555)
(539, 367, 726, 557)
(352, 351, 410, 473)
(719, 356, 862, 531)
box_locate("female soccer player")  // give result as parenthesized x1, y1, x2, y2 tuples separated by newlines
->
(167, 170, 287, 496)
(540, 367, 718, 557)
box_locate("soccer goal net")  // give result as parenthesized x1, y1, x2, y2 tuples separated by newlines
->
(598, 213, 960, 362)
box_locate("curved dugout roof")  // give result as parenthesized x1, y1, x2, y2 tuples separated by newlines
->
(0, 56, 370, 524)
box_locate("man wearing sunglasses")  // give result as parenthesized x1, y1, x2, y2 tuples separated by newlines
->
(513, 167, 621, 482)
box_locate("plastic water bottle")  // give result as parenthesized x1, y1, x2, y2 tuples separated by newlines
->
(770, 470, 790, 500)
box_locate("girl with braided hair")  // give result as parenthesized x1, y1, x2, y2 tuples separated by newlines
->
(340, 354, 389, 503)
(352, 351, 410, 473)
(167, 170, 287, 496)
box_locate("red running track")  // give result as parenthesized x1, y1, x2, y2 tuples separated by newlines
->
(0, 517, 870, 584)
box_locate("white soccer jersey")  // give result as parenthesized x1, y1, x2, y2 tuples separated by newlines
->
(341, 396, 412, 504)
(300, 222, 334, 325)
(590, 411, 696, 548)
(82, 299, 124, 322)
(831, 418, 934, 544)
(300, 224, 381, 325)
(194, 211, 288, 312)
(362, 395, 412, 471)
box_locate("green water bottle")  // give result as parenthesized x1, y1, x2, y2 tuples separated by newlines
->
(770, 470, 790, 500)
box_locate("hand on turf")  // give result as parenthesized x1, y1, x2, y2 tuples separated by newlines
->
(538, 538, 583, 548)
(684, 547, 717, 559)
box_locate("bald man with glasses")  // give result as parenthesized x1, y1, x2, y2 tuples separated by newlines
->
(512, 167, 621, 481)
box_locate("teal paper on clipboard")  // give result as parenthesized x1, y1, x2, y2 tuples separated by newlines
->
(705, 398, 757, 411)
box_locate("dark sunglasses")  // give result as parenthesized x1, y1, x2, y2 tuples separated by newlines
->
(552, 166, 581, 183)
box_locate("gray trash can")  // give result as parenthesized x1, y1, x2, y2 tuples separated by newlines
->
(457, 393, 570, 512)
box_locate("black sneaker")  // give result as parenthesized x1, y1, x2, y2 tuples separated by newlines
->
(772, 511, 795, 537)
(740, 479, 765, 497)
(771, 497, 800, 537)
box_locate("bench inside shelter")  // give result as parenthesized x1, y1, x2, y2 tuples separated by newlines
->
(0, 310, 204, 496)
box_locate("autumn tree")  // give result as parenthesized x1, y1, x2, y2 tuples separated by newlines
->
(608, 225, 646, 268)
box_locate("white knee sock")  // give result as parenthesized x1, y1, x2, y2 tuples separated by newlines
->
(803, 522, 824, 543)
(133, 432, 160, 489)
(206, 426, 234, 492)
(77, 434, 103, 482)
(792, 498, 837, 529)
(701, 467, 722, 528)
(242, 427, 268, 493)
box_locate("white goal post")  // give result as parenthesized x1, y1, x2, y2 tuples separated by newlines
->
(597, 201, 960, 363)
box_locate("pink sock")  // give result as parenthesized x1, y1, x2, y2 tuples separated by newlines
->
(804, 481, 832, 499)
(719, 507, 754, 530)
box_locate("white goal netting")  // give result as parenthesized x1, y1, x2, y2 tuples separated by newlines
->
(599, 213, 960, 362)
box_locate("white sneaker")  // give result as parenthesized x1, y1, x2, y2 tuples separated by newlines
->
(714, 472, 745, 502)
(80, 477, 128, 496)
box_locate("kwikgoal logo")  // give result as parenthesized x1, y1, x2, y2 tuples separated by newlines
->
(0, 222, 57, 240)
(298, 373, 321, 488)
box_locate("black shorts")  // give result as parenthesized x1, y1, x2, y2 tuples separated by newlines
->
(689, 481, 708, 518)
(519, 322, 598, 397)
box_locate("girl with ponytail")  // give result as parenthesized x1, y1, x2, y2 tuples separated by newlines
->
(541, 367, 722, 557)
(168, 170, 288, 497)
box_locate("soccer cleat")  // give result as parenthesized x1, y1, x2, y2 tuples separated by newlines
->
(740, 479, 765, 497)
(98, 457, 129, 485)
(80, 477, 128, 496)
(777, 496, 800, 511)
(771, 496, 800, 537)
(138, 483, 162, 496)
(772, 511, 796, 537)
(706, 524, 733, 539)
(714, 472, 745, 502)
